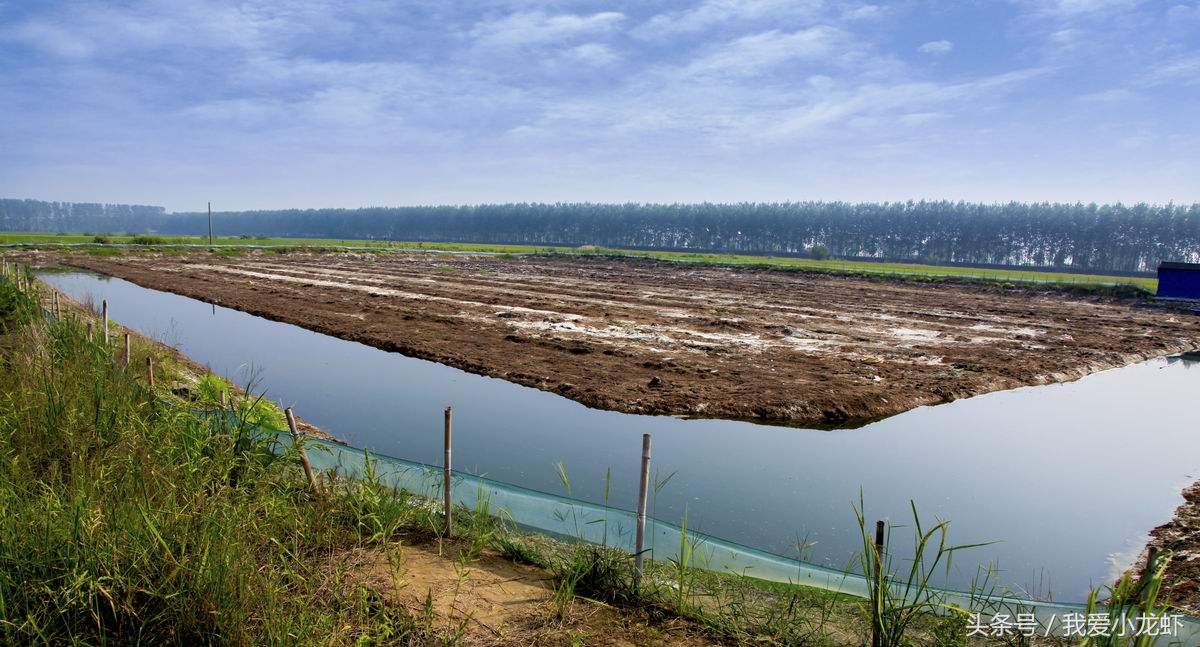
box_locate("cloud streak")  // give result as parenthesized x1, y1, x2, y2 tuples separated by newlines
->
(0, 0, 1196, 208)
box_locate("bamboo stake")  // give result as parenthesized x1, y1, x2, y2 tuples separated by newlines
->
(872, 520, 885, 647)
(123, 333, 131, 368)
(634, 433, 652, 578)
(285, 407, 320, 497)
(444, 405, 453, 537)
(146, 356, 154, 388)
(102, 300, 109, 344)
(86, 321, 93, 341)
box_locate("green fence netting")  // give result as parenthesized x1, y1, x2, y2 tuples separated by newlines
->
(268, 431, 1200, 644)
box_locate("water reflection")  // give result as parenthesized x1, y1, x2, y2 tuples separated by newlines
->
(39, 271, 1200, 601)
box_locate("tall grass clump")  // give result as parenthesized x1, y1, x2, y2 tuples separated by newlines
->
(0, 278, 435, 644)
(855, 496, 991, 647)
(1082, 549, 1173, 647)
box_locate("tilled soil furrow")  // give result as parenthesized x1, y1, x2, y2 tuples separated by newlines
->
(55, 251, 1200, 427)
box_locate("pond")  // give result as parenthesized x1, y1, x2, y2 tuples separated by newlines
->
(40, 270, 1200, 601)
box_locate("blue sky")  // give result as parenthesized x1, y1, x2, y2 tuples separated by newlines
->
(1, 0, 1197, 211)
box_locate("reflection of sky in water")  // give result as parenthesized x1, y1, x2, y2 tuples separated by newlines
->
(41, 271, 1200, 601)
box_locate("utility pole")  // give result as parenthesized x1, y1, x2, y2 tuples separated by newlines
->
(208, 201, 213, 245)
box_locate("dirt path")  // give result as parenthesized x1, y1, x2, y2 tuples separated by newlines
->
(341, 542, 719, 646)
(48, 250, 1200, 427)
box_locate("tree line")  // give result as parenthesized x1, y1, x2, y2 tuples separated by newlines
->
(0, 199, 166, 234)
(3, 198, 1198, 273)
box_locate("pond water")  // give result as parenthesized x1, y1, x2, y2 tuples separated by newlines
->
(41, 271, 1200, 601)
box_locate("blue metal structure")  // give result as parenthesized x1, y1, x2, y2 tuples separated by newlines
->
(1157, 262, 1200, 300)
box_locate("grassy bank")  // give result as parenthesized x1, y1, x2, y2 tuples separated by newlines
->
(0, 272, 1178, 645)
(0, 278, 432, 642)
(0, 232, 1157, 292)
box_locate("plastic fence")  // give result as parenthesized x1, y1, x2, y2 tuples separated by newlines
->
(272, 431, 1200, 643)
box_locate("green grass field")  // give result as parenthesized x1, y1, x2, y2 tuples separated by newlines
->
(0, 231, 1158, 292)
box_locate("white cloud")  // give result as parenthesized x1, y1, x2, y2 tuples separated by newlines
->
(681, 27, 848, 77)
(5, 20, 96, 59)
(898, 111, 944, 125)
(635, 0, 822, 38)
(1038, 0, 1145, 15)
(2, 1, 361, 60)
(745, 67, 1049, 141)
(4, 0, 1198, 207)
(182, 98, 285, 125)
(918, 40, 954, 55)
(1146, 55, 1200, 85)
(1079, 88, 1135, 101)
(566, 43, 620, 67)
(468, 11, 624, 48)
(842, 4, 890, 21)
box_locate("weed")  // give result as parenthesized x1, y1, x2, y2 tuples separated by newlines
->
(130, 235, 166, 245)
(1082, 549, 1173, 647)
(854, 495, 991, 647)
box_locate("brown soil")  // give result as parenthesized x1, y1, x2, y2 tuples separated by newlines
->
(339, 541, 718, 646)
(1139, 482, 1200, 614)
(46, 249, 1200, 427)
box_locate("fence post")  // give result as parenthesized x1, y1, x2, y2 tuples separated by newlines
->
(102, 300, 109, 344)
(285, 407, 321, 497)
(124, 333, 131, 368)
(635, 433, 652, 578)
(443, 405, 453, 537)
(86, 321, 93, 341)
(872, 520, 886, 647)
(53, 291, 60, 318)
(146, 356, 154, 388)
(1139, 547, 1161, 600)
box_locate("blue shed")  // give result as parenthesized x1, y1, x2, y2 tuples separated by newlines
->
(1157, 262, 1200, 300)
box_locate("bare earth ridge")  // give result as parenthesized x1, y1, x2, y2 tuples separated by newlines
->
(53, 250, 1200, 427)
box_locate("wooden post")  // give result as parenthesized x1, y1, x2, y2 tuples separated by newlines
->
(443, 406, 453, 537)
(285, 407, 320, 496)
(102, 300, 109, 344)
(220, 389, 227, 407)
(635, 433, 652, 578)
(146, 356, 154, 388)
(872, 520, 886, 647)
(875, 520, 885, 558)
(123, 333, 131, 368)
(86, 321, 93, 341)
(208, 201, 213, 246)
(53, 292, 60, 318)
(1140, 547, 1161, 598)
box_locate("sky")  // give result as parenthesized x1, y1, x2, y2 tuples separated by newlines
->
(0, 0, 1197, 212)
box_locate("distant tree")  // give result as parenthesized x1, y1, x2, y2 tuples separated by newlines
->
(809, 244, 831, 261)
(3, 198, 1198, 273)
